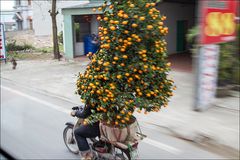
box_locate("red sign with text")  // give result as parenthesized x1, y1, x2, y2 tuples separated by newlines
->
(200, 0, 238, 44)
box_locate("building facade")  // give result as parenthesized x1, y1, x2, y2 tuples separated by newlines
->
(62, 1, 103, 58)
(0, 10, 16, 31)
(61, 0, 196, 59)
(156, 1, 196, 54)
(13, 0, 33, 30)
(32, 1, 89, 36)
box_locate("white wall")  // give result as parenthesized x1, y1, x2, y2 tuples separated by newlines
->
(32, 1, 88, 36)
(32, 1, 52, 35)
(157, 2, 195, 54)
(19, 0, 30, 7)
(0, 0, 14, 11)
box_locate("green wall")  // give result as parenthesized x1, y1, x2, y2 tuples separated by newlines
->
(63, 14, 74, 59)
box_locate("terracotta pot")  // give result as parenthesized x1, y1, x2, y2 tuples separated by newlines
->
(99, 118, 138, 143)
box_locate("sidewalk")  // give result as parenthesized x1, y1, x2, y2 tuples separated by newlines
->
(1, 58, 239, 157)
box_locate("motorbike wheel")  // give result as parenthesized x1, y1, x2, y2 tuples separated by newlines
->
(63, 125, 79, 154)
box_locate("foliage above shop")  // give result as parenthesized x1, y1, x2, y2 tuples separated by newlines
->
(76, 0, 175, 127)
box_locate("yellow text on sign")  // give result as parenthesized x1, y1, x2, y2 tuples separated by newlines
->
(204, 12, 236, 36)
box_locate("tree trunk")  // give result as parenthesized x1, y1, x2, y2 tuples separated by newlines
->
(49, 0, 60, 60)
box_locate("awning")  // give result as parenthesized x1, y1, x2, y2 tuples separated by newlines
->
(13, 12, 23, 21)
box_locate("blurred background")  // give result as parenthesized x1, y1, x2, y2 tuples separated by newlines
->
(1, 0, 239, 159)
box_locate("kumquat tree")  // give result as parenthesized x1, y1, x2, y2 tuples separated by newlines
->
(76, 0, 176, 128)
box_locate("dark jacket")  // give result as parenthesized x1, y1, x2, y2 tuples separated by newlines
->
(75, 105, 92, 119)
(75, 105, 99, 126)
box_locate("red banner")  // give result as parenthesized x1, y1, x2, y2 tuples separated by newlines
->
(200, 0, 238, 44)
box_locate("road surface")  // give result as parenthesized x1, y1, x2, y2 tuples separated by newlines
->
(1, 79, 223, 159)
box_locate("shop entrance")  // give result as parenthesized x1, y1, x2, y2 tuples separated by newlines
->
(73, 15, 91, 57)
(176, 20, 188, 52)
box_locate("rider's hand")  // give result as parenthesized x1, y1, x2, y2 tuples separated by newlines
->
(70, 110, 76, 117)
(72, 106, 79, 110)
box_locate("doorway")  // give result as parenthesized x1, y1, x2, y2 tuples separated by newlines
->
(176, 20, 188, 52)
(17, 21, 23, 30)
(73, 15, 91, 57)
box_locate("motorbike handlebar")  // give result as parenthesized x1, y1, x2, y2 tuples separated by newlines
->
(72, 105, 84, 111)
(72, 106, 79, 110)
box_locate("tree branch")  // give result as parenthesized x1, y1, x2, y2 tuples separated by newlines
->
(48, 10, 59, 17)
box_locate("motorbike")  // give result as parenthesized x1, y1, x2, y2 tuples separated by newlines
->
(63, 106, 146, 160)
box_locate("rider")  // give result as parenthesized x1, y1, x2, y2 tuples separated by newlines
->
(71, 104, 100, 160)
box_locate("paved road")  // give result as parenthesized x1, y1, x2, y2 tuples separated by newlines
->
(0, 79, 223, 159)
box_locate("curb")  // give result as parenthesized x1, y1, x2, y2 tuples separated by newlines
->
(212, 104, 240, 111)
(141, 121, 239, 159)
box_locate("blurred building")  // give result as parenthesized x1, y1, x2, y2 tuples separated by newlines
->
(61, 0, 196, 59)
(62, 0, 103, 57)
(0, 10, 17, 31)
(32, 1, 89, 36)
(157, 0, 196, 54)
(13, 0, 33, 30)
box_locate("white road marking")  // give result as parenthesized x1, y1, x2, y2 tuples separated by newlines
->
(143, 138, 182, 154)
(1, 85, 70, 114)
(1, 85, 182, 155)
